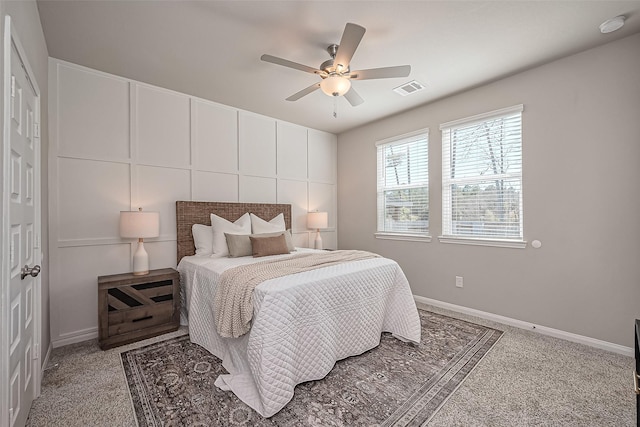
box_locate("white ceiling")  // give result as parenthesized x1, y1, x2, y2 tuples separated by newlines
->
(37, 1, 640, 134)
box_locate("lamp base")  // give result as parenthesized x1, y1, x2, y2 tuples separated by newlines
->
(314, 230, 323, 250)
(132, 239, 150, 275)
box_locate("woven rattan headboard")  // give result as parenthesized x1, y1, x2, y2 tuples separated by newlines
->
(175, 201, 292, 263)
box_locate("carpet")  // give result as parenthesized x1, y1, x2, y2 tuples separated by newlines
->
(121, 310, 502, 426)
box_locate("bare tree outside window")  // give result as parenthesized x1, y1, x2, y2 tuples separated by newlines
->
(442, 107, 523, 240)
(377, 131, 429, 235)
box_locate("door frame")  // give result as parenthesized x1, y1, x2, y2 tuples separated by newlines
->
(1, 14, 42, 424)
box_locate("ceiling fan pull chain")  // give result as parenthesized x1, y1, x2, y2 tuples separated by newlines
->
(333, 96, 338, 118)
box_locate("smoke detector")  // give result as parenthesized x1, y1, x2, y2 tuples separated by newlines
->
(600, 15, 625, 34)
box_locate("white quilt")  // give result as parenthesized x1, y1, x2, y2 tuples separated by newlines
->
(177, 249, 422, 418)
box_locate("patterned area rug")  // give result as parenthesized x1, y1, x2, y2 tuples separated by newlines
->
(121, 310, 502, 426)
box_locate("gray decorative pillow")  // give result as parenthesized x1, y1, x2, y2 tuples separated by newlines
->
(250, 234, 289, 257)
(225, 230, 295, 257)
(225, 233, 254, 258)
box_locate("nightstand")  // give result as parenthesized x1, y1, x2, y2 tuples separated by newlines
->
(98, 268, 180, 350)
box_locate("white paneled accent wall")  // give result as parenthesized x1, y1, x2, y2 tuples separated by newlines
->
(48, 59, 337, 347)
(135, 86, 191, 168)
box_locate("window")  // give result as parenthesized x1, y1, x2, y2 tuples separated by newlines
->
(441, 105, 523, 246)
(376, 129, 429, 240)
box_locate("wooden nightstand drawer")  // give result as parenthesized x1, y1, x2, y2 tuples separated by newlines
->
(98, 268, 180, 350)
(108, 301, 174, 335)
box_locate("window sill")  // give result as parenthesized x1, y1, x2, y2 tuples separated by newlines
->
(375, 232, 432, 243)
(438, 236, 527, 249)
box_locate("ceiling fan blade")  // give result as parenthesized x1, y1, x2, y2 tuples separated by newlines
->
(286, 82, 321, 101)
(349, 65, 411, 80)
(344, 87, 364, 107)
(261, 54, 323, 75)
(334, 23, 366, 72)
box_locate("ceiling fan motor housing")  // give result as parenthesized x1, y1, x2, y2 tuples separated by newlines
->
(321, 44, 349, 76)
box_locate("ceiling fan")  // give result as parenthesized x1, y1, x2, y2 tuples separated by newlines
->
(261, 23, 411, 107)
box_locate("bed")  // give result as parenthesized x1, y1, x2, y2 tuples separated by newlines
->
(176, 201, 421, 417)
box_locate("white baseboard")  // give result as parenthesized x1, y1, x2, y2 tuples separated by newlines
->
(414, 295, 633, 357)
(52, 327, 98, 348)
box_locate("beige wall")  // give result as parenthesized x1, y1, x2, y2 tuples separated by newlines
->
(337, 33, 640, 348)
(0, 1, 50, 365)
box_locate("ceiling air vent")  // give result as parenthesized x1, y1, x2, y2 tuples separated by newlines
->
(393, 80, 425, 96)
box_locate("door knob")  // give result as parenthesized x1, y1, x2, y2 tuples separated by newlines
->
(21, 264, 40, 280)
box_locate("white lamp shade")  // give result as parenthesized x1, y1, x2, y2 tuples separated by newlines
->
(320, 75, 351, 97)
(307, 211, 328, 230)
(120, 210, 160, 238)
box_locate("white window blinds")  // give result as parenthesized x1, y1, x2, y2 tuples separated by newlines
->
(441, 105, 523, 240)
(376, 129, 429, 235)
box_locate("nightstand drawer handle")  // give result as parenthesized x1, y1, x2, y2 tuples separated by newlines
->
(132, 315, 153, 323)
(634, 370, 640, 395)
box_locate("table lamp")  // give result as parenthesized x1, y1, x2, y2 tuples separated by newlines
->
(307, 211, 328, 250)
(120, 208, 160, 275)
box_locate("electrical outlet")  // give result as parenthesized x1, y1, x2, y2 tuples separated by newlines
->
(455, 276, 463, 288)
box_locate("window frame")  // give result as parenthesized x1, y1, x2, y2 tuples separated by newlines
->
(439, 105, 526, 249)
(375, 128, 431, 242)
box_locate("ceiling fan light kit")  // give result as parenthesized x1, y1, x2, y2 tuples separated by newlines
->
(261, 22, 411, 111)
(320, 74, 351, 97)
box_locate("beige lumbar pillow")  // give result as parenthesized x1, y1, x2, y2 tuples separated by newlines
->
(226, 230, 294, 257)
(249, 234, 290, 257)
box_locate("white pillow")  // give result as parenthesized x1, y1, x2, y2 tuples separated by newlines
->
(250, 213, 286, 234)
(192, 224, 213, 256)
(211, 212, 251, 257)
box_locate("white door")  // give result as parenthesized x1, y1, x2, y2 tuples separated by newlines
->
(1, 16, 42, 427)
